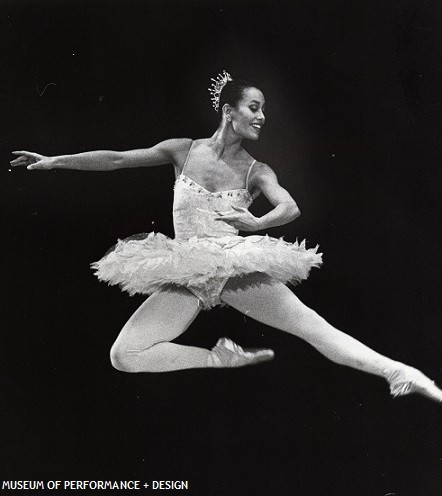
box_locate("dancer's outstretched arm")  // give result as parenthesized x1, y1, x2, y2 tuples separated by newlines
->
(10, 138, 192, 171)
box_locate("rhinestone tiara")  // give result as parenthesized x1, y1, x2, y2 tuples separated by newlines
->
(208, 70, 233, 112)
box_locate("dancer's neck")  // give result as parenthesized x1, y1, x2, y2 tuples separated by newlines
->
(210, 124, 244, 161)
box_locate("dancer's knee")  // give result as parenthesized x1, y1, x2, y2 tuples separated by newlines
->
(110, 341, 144, 373)
(110, 339, 166, 373)
(110, 342, 129, 372)
(294, 304, 321, 326)
(292, 306, 327, 344)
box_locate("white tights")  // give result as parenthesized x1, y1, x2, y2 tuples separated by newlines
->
(110, 278, 396, 377)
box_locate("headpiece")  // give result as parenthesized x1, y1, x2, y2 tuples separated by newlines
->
(208, 70, 233, 112)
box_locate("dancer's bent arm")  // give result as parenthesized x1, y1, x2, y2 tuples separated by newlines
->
(10, 138, 191, 171)
(216, 163, 300, 232)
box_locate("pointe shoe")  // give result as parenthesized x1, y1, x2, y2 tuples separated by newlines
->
(208, 337, 275, 368)
(385, 363, 442, 402)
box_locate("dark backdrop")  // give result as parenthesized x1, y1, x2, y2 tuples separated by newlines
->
(1, 1, 441, 495)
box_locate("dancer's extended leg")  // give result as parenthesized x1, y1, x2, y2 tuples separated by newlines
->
(221, 277, 442, 401)
(222, 278, 391, 376)
(110, 287, 208, 372)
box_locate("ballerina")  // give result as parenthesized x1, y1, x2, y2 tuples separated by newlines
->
(10, 70, 442, 402)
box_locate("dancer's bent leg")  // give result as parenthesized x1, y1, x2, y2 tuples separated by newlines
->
(222, 278, 393, 377)
(110, 287, 207, 372)
(111, 286, 275, 373)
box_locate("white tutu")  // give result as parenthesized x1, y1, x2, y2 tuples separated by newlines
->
(91, 232, 322, 297)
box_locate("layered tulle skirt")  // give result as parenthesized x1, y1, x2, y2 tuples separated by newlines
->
(91, 232, 322, 304)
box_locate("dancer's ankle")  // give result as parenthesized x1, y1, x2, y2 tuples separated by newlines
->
(208, 337, 274, 368)
(207, 350, 221, 368)
(383, 361, 442, 402)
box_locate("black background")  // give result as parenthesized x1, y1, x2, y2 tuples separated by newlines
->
(1, 1, 441, 494)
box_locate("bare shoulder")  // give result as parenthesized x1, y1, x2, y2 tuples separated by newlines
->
(250, 161, 278, 185)
(171, 137, 215, 171)
(248, 161, 295, 204)
(244, 161, 276, 199)
(157, 138, 193, 170)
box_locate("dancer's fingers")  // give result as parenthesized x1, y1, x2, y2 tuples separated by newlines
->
(11, 150, 37, 158)
(10, 156, 29, 166)
(215, 215, 238, 222)
(231, 205, 246, 212)
(11, 151, 44, 164)
(214, 209, 235, 216)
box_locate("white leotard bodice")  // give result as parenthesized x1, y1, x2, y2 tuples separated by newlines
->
(173, 169, 255, 240)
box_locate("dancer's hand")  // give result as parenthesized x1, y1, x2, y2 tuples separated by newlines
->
(10, 151, 54, 170)
(215, 205, 262, 231)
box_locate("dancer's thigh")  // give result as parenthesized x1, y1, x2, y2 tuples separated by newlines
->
(221, 275, 321, 340)
(113, 287, 201, 351)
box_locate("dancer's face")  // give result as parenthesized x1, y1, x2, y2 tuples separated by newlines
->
(229, 87, 265, 140)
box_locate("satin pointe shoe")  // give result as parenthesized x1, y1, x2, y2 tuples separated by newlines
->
(385, 363, 442, 402)
(208, 337, 275, 368)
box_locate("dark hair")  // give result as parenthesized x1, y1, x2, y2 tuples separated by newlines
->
(218, 79, 260, 111)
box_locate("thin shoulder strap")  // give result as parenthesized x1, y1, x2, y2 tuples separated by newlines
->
(181, 140, 194, 174)
(245, 159, 256, 190)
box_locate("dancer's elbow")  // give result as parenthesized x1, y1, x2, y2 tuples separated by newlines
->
(287, 201, 300, 220)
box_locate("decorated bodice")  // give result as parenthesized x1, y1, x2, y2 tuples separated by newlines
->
(172, 174, 253, 240)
